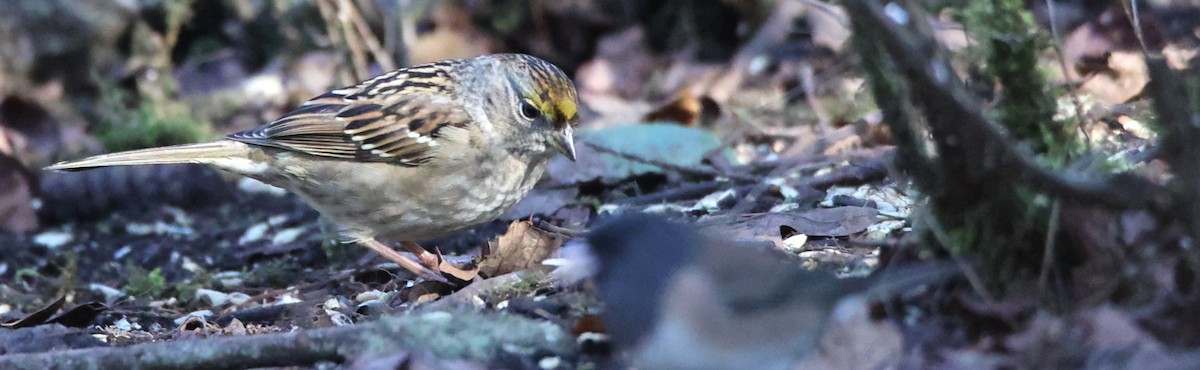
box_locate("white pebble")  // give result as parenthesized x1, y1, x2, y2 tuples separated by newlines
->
(33, 231, 73, 249)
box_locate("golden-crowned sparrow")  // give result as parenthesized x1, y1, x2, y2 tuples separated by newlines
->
(47, 53, 580, 282)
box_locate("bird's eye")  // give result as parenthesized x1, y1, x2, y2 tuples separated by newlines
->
(520, 101, 541, 120)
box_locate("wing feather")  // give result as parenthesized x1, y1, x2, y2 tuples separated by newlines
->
(227, 61, 470, 165)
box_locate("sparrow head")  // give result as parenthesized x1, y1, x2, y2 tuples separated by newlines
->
(472, 54, 579, 161)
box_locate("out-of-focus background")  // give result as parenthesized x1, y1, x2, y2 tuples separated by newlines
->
(1, 0, 1200, 368)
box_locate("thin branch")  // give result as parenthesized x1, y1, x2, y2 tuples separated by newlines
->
(918, 207, 994, 301)
(314, 0, 356, 86)
(330, 0, 370, 80)
(339, 0, 397, 71)
(618, 180, 727, 205)
(1038, 200, 1062, 292)
(1120, 0, 1151, 57)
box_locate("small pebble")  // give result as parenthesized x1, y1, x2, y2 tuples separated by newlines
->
(173, 310, 214, 326)
(272, 227, 306, 245)
(33, 231, 73, 249)
(239, 223, 269, 244)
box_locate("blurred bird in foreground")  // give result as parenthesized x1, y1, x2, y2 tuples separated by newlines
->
(559, 213, 955, 370)
(47, 54, 580, 282)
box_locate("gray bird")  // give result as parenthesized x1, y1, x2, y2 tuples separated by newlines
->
(579, 213, 953, 370)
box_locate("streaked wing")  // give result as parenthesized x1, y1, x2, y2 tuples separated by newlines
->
(227, 62, 470, 166)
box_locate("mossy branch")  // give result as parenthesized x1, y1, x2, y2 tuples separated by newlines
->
(0, 310, 570, 369)
(845, 0, 1167, 291)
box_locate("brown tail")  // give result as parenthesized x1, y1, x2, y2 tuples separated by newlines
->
(46, 141, 252, 172)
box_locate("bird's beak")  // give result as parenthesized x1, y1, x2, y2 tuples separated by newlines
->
(554, 125, 577, 162)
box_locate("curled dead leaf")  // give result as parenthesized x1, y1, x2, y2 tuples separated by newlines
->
(643, 91, 720, 126)
(479, 221, 565, 277)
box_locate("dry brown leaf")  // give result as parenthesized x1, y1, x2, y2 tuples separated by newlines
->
(223, 318, 247, 336)
(478, 220, 564, 277)
(0, 126, 13, 155)
(822, 134, 863, 156)
(408, 3, 493, 65)
(1078, 51, 1149, 104)
(643, 91, 705, 126)
(1, 297, 66, 329)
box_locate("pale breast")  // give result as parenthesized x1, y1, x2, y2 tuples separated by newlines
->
(268, 149, 549, 242)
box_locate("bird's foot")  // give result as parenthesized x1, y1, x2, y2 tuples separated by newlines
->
(401, 241, 479, 282)
(360, 238, 448, 283)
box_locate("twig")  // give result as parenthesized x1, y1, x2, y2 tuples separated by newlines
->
(796, 62, 831, 127)
(329, 0, 370, 80)
(338, 0, 397, 71)
(796, 150, 892, 189)
(1038, 200, 1062, 292)
(918, 208, 994, 302)
(314, 0, 356, 86)
(1120, 0, 1151, 57)
(618, 180, 727, 205)
(536, 220, 585, 237)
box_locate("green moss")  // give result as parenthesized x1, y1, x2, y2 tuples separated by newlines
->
(124, 266, 167, 298)
(93, 90, 213, 152)
(244, 259, 294, 287)
(853, 1, 1086, 293)
(962, 0, 1079, 161)
(174, 268, 215, 302)
(485, 271, 547, 301)
(88, 7, 214, 153)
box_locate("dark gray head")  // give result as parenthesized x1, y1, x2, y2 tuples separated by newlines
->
(585, 213, 702, 347)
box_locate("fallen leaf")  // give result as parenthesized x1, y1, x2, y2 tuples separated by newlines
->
(224, 318, 248, 336)
(1, 297, 65, 329)
(1078, 51, 1149, 104)
(546, 123, 729, 184)
(46, 302, 108, 328)
(479, 221, 564, 277)
(642, 91, 720, 126)
(408, 3, 493, 65)
(706, 207, 878, 246)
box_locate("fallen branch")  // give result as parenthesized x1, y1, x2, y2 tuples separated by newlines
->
(618, 180, 726, 205)
(0, 310, 570, 370)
